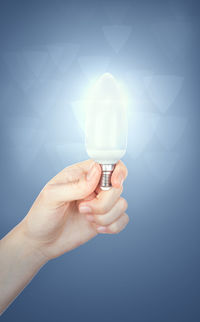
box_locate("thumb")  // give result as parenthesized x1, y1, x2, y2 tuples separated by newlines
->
(45, 162, 101, 204)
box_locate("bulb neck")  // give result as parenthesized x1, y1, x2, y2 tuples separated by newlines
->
(99, 164, 115, 191)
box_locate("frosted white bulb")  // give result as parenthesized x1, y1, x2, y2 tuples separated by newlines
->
(85, 73, 128, 190)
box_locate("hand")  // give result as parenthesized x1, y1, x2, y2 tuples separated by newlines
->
(0, 159, 128, 313)
(19, 160, 129, 261)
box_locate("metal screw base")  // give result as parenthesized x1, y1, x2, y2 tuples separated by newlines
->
(100, 164, 115, 191)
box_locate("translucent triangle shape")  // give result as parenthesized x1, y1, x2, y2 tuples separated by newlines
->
(47, 43, 80, 73)
(124, 69, 154, 103)
(56, 143, 87, 166)
(22, 50, 49, 78)
(3, 52, 36, 83)
(26, 80, 63, 116)
(127, 113, 160, 159)
(155, 116, 187, 150)
(78, 56, 110, 80)
(102, 25, 132, 53)
(144, 75, 183, 113)
(103, 3, 130, 24)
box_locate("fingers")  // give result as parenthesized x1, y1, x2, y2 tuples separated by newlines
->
(94, 213, 129, 234)
(78, 160, 129, 235)
(79, 191, 129, 235)
(49, 159, 97, 184)
(111, 160, 128, 188)
(41, 162, 101, 204)
(79, 186, 123, 214)
(86, 198, 128, 226)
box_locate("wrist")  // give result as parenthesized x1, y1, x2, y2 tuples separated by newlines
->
(0, 223, 48, 314)
(9, 223, 49, 268)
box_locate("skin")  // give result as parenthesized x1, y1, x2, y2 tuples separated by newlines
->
(0, 159, 129, 314)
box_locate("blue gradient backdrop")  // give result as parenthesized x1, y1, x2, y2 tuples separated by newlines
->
(0, 0, 200, 321)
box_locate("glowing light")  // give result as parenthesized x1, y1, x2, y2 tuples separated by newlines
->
(84, 73, 128, 190)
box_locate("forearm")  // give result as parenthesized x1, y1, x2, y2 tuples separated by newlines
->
(0, 224, 47, 315)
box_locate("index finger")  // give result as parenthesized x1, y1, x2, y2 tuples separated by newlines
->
(49, 159, 95, 184)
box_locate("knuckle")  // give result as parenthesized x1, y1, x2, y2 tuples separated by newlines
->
(124, 213, 130, 223)
(118, 160, 128, 178)
(120, 198, 128, 211)
(110, 222, 119, 234)
(113, 186, 123, 197)
(95, 215, 106, 226)
(98, 202, 109, 214)
(40, 184, 51, 200)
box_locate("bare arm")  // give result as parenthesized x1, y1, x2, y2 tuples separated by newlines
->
(0, 160, 128, 314)
(0, 224, 47, 314)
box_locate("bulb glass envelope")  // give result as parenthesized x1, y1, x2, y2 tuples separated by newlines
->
(84, 73, 128, 164)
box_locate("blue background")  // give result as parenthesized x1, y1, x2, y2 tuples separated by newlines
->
(0, 0, 200, 321)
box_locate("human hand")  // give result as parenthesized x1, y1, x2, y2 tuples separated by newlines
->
(19, 160, 129, 261)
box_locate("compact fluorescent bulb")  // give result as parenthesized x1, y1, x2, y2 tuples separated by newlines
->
(85, 73, 128, 190)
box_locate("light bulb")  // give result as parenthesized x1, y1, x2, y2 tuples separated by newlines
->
(85, 73, 128, 190)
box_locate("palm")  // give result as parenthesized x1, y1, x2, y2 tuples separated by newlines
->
(25, 197, 97, 260)
(23, 160, 128, 261)
(45, 200, 97, 258)
(24, 161, 100, 260)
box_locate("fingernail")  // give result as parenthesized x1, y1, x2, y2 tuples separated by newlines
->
(97, 226, 107, 233)
(86, 214, 94, 222)
(87, 163, 98, 181)
(118, 173, 124, 186)
(79, 206, 92, 213)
